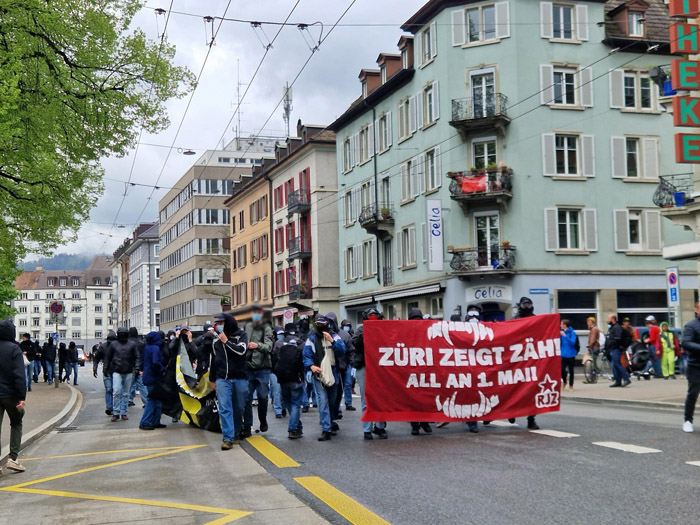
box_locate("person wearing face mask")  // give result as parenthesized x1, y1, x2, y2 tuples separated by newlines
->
(466, 304, 482, 323)
(407, 308, 434, 436)
(272, 324, 305, 438)
(341, 319, 353, 337)
(510, 297, 540, 430)
(269, 327, 286, 419)
(243, 305, 274, 436)
(327, 312, 356, 415)
(605, 313, 631, 388)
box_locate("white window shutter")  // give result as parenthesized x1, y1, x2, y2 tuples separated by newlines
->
(340, 193, 346, 223)
(433, 81, 440, 120)
(580, 68, 594, 107)
(452, 9, 465, 46)
(435, 145, 442, 187)
(409, 96, 417, 133)
(387, 112, 393, 147)
(401, 164, 408, 201)
(397, 231, 404, 268)
(611, 137, 626, 178)
(540, 2, 553, 39)
(430, 22, 437, 58)
(614, 210, 630, 252)
(542, 133, 556, 176)
(409, 227, 416, 264)
(540, 65, 554, 105)
(411, 158, 420, 197)
(422, 223, 428, 262)
(644, 210, 662, 252)
(495, 2, 510, 39)
(371, 238, 378, 274)
(354, 244, 361, 278)
(583, 208, 598, 252)
(343, 248, 348, 281)
(416, 91, 424, 129)
(609, 70, 625, 109)
(354, 188, 361, 221)
(576, 5, 589, 41)
(416, 154, 426, 194)
(642, 138, 660, 179)
(368, 123, 375, 158)
(581, 135, 595, 177)
(544, 208, 558, 251)
(415, 31, 422, 67)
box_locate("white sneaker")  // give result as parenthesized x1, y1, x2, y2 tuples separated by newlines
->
(683, 421, 694, 433)
(6, 459, 25, 472)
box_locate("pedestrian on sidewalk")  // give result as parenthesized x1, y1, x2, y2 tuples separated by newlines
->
(19, 333, 36, 393)
(127, 327, 148, 408)
(58, 342, 69, 383)
(272, 324, 305, 439)
(42, 339, 56, 385)
(659, 322, 680, 380)
(586, 317, 601, 355)
(560, 320, 578, 392)
(67, 341, 79, 386)
(681, 301, 700, 433)
(32, 339, 42, 383)
(243, 305, 274, 436)
(606, 314, 631, 388)
(139, 332, 168, 431)
(210, 313, 249, 450)
(303, 314, 346, 441)
(643, 316, 664, 378)
(93, 330, 116, 415)
(0, 320, 27, 475)
(351, 308, 388, 440)
(104, 327, 140, 422)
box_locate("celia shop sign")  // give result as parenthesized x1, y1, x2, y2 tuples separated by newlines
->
(671, 2, 700, 163)
(466, 285, 512, 303)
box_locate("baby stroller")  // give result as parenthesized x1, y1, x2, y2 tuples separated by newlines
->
(626, 342, 651, 380)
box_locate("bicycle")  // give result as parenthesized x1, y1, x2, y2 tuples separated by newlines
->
(583, 347, 612, 384)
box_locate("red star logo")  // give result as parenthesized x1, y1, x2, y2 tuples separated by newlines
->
(538, 374, 558, 393)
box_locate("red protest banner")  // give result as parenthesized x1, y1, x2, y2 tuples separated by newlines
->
(362, 314, 562, 422)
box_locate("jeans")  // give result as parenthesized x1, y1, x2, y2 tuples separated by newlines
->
(140, 385, 162, 427)
(310, 373, 337, 432)
(644, 346, 664, 376)
(304, 379, 316, 407)
(611, 349, 630, 383)
(685, 365, 700, 423)
(244, 369, 270, 430)
(0, 398, 24, 461)
(280, 382, 304, 432)
(269, 372, 283, 416)
(129, 374, 148, 404)
(561, 357, 575, 387)
(216, 378, 248, 441)
(356, 367, 385, 434)
(112, 373, 134, 416)
(33, 360, 42, 382)
(679, 354, 689, 376)
(44, 359, 54, 384)
(70, 362, 79, 385)
(342, 366, 355, 407)
(25, 363, 33, 389)
(61, 361, 70, 382)
(103, 375, 113, 411)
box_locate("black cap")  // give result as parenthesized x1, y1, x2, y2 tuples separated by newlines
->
(203, 323, 214, 331)
(274, 326, 284, 335)
(284, 323, 297, 334)
(408, 308, 424, 320)
(315, 314, 329, 325)
(215, 313, 228, 322)
(519, 297, 533, 305)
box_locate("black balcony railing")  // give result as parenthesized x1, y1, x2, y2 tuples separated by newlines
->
(448, 245, 516, 274)
(288, 235, 312, 259)
(288, 189, 311, 215)
(452, 94, 508, 122)
(654, 173, 694, 208)
(359, 201, 395, 229)
(448, 169, 513, 200)
(289, 282, 312, 301)
(383, 266, 393, 287)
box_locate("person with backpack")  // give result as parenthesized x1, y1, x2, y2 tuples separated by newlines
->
(243, 305, 274, 436)
(272, 324, 305, 439)
(605, 313, 631, 388)
(659, 322, 680, 380)
(560, 319, 578, 391)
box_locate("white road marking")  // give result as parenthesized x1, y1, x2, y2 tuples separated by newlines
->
(530, 429, 580, 438)
(486, 421, 519, 427)
(686, 461, 700, 467)
(592, 441, 661, 454)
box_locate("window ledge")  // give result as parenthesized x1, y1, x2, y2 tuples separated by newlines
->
(421, 121, 438, 131)
(548, 38, 583, 45)
(346, 278, 358, 283)
(401, 264, 418, 271)
(419, 58, 435, 69)
(552, 176, 588, 181)
(622, 178, 659, 183)
(359, 159, 372, 167)
(620, 109, 662, 115)
(397, 134, 413, 144)
(549, 104, 586, 111)
(342, 168, 353, 175)
(555, 250, 590, 256)
(378, 147, 390, 156)
(624, 251, 662, 256)
(362, 275, 375, 281)
(400, 198, 416, 206)
(344, 221, 356, 228)
(424, 187, 440, 196)
(461, 38, 501, 49)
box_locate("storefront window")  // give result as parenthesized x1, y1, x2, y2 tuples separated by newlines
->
(616, 290, 668, 326)
(557, 290, 597, 331)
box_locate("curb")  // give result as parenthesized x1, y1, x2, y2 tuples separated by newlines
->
(563, 394, 684, 411)
(1, 384, 83, 463)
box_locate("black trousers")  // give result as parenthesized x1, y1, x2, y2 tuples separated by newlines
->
(561, 357, 576, 387)
(685, 365, 700, 423)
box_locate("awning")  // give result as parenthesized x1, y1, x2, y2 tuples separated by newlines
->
(375, 284, 441, 302)
(340, 295, 375, 307)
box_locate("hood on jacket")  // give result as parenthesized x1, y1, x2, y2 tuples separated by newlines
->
(69, 341, 76, 348)
(59, 342, 66, 349)
(0, 320, 16, 342)
(106, 329, 117, 341)
(660, 322, 670, 331)
(218, 313, 239, 336)
(408, 308, 424, 320)
(128, 327, 139, 338)
(117, 327, 129, 343)
(145, 331, 162, 346)
(326, 312, 339, 331)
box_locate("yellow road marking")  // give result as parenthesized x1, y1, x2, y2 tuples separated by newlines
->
(295, 476, 390, 525)
(246, 435, 300, 468)
(4, 488, 250, 521)
(3, 445, 206, 489)
(20, 446, 190, 461)
(203, 514, 247, 525)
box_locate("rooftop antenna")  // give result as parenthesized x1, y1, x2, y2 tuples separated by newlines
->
(282, 82, 293, 138)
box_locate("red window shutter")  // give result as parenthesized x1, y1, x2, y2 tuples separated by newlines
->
(291, 221, 296, 240)
(285, 225, 290, 250)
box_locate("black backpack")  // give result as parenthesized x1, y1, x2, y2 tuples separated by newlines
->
(574, 333, 581, 354)
(273, 338, 303, 384)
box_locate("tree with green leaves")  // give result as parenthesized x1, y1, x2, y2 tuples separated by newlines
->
(0, 0, 194, 314)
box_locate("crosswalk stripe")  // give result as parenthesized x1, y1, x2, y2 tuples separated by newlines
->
(486, 421, 518, 427)
(592, 441, 662, 454)
(530, 429, 580, 438)
(686, 461, 700, 467)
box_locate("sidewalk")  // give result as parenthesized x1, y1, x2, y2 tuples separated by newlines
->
(1, 381, 79, 462)
(562, 374, 687, 408)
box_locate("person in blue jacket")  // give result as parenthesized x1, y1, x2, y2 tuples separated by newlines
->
(303, 315, 346, 441)
(560, 319, 578, 392)
(139, 331, 168, 430)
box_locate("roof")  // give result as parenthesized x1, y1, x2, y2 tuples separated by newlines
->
(14, 271, 42, 291)
(13, 256, 113, 290)
(604, 0, 671, 45)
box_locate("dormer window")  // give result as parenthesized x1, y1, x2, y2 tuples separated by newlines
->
(628, 11, 644, 37)
(362, 80, 368, 98)
(402, 49, 408, 69)
(381, 66, 387, 84)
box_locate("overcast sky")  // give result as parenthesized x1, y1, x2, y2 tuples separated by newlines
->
(58, 0, 426, 257)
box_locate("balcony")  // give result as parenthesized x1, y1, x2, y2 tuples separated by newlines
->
(448, 169, 513, 211)
(653, 173, 694, 209)
(448, 245, 516, 277)
(288, 190, 311, 215)
(383, 266, 393, 287)
(359, 202, 395, 237)
(289, 282, 312, 302)
(288, 235, 312, 260)
(450, 94, 510, 136)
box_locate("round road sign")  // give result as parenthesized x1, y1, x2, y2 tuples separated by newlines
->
(668, 273, 678, 286)
(283, 309, 294, 321)
(50, 301, 64, 314)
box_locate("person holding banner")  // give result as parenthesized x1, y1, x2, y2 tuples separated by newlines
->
(512, 297, 539, 430)
(303, 315, 347, 441)
(407, 308, 434, 436)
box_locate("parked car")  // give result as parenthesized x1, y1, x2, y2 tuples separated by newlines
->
(77, 348, 86, 367)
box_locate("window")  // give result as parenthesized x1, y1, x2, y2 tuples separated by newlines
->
(156, 289, 160, 301)
(237, 245, 247, 268)
(626, 138, 639, 178)
(19, 319, 27, 326)
(343, 138, 352, 172)
(544, 207, 598, 252)
(422, 82, 440, 125)
(47, 278, 55, 287)
(401, 159, 418, 201)
(34, 293, 40, 300)
(473, 139, 496, 169)
(95, 292, 102, 300)
(557, 291, 598, 331)
(623, 72, 653, 111)
(361, 239, 377, 277)
(238, 210, 245, 231)
(359, 126, 370, 164)
(555, 135, 578, 176)
(95, 331, 103, 339)
(467, 4, 496, 43)
(95, 305, 103, 313)
(421, 25, 432, 63)
(360, 181, 372, 212)
(344, 190, 355, 225)
(628, 11, 644, 37)
(71, 278, 79, 286)
(553, 68, 576, 105)
(416, 22, 437, 66)
(611, 136, 659, 180)
(398, 98, 411, 140)
(378, 113, 392, 152)
(72, 292, 80, 299)
(614, 209, 662, 253)
(617, 290, 668, 326)
(542, 133, 594, 178)
(59, 331, 66, 338)
(46, 293, 54, 299)
(399, 226, 417, 268)
(452, 4, 509, 46)
(552, 4, 573, 39)
(380, 66, 387, 84)
(344, 245, 359, 282)
(32, 318, 40, 326)
(251, 277, 261, 302)
(558, 209, 581, 250)
(59, 278, 67, 286)
(425, 148, 441, 191)
(95, 318, 103, 326)
(19, 306, 27, 314)
(263, 273, 268, 300)
(33, 306, 40, 313)
(430, 297, 444, 319)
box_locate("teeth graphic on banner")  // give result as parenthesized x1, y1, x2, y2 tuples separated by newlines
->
(427, 321, 495, 347)
(435, 391, 500, 419)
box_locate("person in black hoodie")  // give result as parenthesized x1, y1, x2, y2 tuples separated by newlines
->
(93, 330, 116, 415)
(104, 327, 140, 422)
(19, 334, 36, 393)
(511, 297, 540, 430)
(58, 342, 69, 383)
(407, 308, 433, 436)
(67, 341, 79, 386)
(0, 320, 27, 473)
(272, 324, 305, 439)
(681, 301, 700, 433)
(42, 339, 56, 385)
(210, 313, 249, 450)
(128, 327, 148, 408)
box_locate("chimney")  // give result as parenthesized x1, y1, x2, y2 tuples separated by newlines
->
(35, 266, 43, 271)
(296, 118, 303, 138)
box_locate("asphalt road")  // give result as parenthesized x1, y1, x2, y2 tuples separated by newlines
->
(2, 372, 699, 525)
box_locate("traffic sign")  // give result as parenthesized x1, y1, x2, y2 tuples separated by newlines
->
(666, 266, 681, 307)
(283, 309, 294, 322)
(50, 301, 64, 314)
